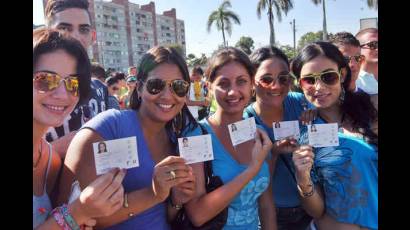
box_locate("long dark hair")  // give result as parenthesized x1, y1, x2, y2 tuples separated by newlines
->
(129, 46, 197, 142)
(291, 41, 377, 146)
(249, 45, 290, 69)
(33, 27, 91, 105)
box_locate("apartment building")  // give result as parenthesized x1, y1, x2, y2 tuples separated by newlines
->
(43, 0, 186, 72)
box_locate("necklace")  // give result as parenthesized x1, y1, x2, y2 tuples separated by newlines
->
(33, 140, 42, 170)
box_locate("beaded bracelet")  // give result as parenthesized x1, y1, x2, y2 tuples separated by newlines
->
(297, 181, 315, 198)
(51, 206, 70, 230)
(60, 204, 81, 230)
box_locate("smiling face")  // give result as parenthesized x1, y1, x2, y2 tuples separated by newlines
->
(210, 61, 252, 115)
(338, 44, 362, 83)
(33, 49, 79, 128)
(254, 57, 291, 108)
(300, 56, 342, 109)
(138, 63, 187, 124)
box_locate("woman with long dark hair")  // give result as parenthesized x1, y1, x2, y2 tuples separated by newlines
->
(58, 46, 198, 229)
(291, 41, 378, 229)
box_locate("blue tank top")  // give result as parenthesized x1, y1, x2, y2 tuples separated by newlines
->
(243, 92, 311, 208)
(198, 119, 270, 230)
(33, 141, 53, 229)
(83, 109, 170, 230)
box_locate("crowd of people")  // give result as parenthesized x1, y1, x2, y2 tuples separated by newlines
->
(33, 0, 378, 229)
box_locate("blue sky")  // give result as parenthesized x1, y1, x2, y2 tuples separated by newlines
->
(34, 0, 377, 57)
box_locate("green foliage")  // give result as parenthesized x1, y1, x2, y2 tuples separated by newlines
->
(235, 36, 255, 55)
(279, 45, 297, 60)
(186, 53, 208, 67)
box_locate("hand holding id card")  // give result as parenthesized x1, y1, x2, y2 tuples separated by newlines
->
(307, 123, 339, 147)
(178, 134, 213, 164)
(272, 120, 300, 141)
(93, 136, 139, 175)
(228, 117, 257, 146)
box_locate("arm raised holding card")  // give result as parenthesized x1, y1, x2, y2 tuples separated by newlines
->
(185, 128, 273, 227)
(292, 145, 325, 218)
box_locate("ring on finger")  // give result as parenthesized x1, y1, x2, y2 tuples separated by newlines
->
(169, 170, 176, 180)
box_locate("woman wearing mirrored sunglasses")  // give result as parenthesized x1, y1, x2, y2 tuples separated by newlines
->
(243, 46, 320, 230)
(33, 28, 126, 230)
(291, 41, 378, 229)
(182, 47, 275, 229)
(58, 46, 198, 229)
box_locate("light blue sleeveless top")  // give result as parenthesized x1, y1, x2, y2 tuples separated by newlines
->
(198, 119, 270, 230)
(33, 142, 53, 229)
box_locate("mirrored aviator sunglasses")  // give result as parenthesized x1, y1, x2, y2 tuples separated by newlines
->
(299, 70, 341, 89)
(344, 55, 365, 64)
(145, 78, 190, 97)
(33, 72, 80, 96)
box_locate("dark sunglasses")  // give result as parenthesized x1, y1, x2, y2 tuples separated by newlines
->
(257, 73, 291, 88)
(360, 41, 378, 50)
(33, 72, 79, 96)
(112, 86, 119, 91)
(145, 78, 190, 97)
(344, 54, 365, 64)
(299, 70, 341, 90)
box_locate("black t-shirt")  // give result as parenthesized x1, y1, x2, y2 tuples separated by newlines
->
(46, 79, 109, 141)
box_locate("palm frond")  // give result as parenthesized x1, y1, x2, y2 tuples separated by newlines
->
(273, 1, 282, 22)
(311, 0, 322, 5)
(225, 11, 241, 25)
(207, 11, 219, 32)
(221, 0, 232, 9)
(256, 0, 268, 18)
(224, 19, 233, 36)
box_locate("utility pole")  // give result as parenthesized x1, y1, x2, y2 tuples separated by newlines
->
(290, 19, 296, 53)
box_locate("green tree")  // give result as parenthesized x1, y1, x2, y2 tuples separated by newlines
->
(279, 44, 297, 59)
(186, 53, 208, 67)
(257, 0, 294, 46)
(366, 0, 378, 10)
(167, 44, 185, 57)
(297, 31, 323, 50)
(207, 0, 241, 47)
(235, 36, 255, 54)
(311, 0, 329, 41)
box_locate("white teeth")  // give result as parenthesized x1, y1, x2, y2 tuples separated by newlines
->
(269, 93, 281, 96)
(158, 104, 172, 109)
(46, 105, 65, 111)
(227, 99, 240, 103)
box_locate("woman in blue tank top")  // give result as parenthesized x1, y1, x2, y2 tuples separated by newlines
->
(243, 46, 317, 230)
(183, 47, 275, 230)
(291, 42, 378, 229)
(33, 28, 126, 229)
(58, 46, 199, 229)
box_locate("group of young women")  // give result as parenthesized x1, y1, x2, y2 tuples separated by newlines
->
(33, 26, 378, 230)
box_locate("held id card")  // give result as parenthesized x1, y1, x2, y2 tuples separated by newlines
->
(178, 134, 213, 164)
(272, 120, 300, 141)
(228, 117, 257, 146)
(93, 136, 139, 175)
(307, 123, 339, 147)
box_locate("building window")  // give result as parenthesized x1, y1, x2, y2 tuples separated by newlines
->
(136, 28, 140, 32)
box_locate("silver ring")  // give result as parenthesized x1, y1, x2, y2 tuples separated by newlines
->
(169, 170, 176, 180)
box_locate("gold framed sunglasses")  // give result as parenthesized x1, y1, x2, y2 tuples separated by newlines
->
(33, 71, 80, 96)
(299, 70, 341, 90)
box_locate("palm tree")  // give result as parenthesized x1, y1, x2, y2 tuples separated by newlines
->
(311, 0, 328, 41)
(367, 0, 378, 10)
(207, 0, 241, 47)
(257, 0, 294, 46)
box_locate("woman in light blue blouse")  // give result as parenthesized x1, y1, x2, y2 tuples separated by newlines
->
(184, 47, 275, 230)
(243, 46, 317, 230)
(291, 41, 378, 229)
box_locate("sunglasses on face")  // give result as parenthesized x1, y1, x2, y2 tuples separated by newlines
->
(127, 77, 137, 83)
(360, 41, 378, 50)
(299, 70, 341, 90)
(145, 78, 190, 97)
(344, 54, 365, 64)
(112, 86, 119, 91)
(33, 72, 80, 96)
(257, 73, 291, 88)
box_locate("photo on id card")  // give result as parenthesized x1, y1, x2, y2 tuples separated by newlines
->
(307, 123, 339, 147)
(92, 136, 139, 175)
(272, 120, 300, 140)
(178, 134, 213, 164)
(228, 117, 257, 146)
